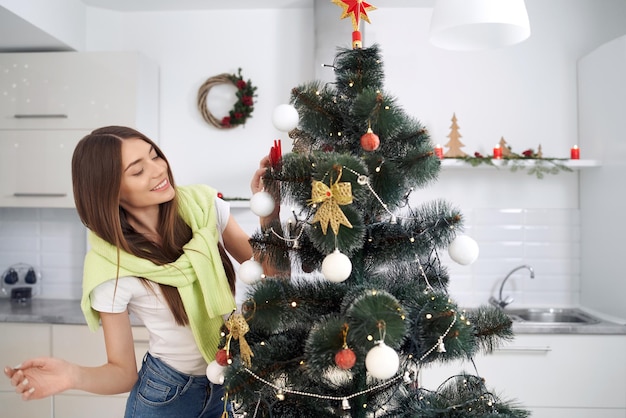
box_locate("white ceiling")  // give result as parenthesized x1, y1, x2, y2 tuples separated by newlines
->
(82, 0, 313, 11)
(81, 0, 433, 12)
(0, 0, 435, 52)
(0, 7, 71, 52)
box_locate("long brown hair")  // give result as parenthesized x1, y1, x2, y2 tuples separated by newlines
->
(72, 126, 235, 325)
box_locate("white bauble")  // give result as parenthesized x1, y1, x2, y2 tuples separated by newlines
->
(238, 259, 264, 285)
(365, 342, 400, 379)
(321, 249, 352, 283)
(206, 360, 225, 385)
(250, 191, 275, 217)
(271, 104, 299, 132)
(448, 234, 480, 265)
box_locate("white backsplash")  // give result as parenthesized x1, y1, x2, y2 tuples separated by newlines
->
(441, 208, 580, 309)
(0, 207, 580, 308)
(0, 207, 86, 300)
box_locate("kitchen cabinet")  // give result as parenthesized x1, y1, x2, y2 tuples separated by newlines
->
(578, 34, 626, 322)
(0, 322, 149, 418)
(52, 324, 148, 418)
(0, 130, 87, 207)
(420, 334, 626, 416)
(0, 51, 159, 208)
(0, 323, 53, 417)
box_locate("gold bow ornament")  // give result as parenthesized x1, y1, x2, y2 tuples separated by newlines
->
(308, 167, 353, 235)
(225, 313, 253, 367)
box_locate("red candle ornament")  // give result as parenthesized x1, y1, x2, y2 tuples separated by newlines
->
(269, 139, 282, 169)
(570, 145, 580, 160)
(434, 144, 444, 159)
(493, 145, 503, 159)
(352, 31, 362, 49)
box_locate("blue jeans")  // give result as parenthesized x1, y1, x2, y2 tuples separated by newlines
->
(125, 353, 233, 418)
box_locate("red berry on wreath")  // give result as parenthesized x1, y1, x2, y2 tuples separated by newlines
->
(335, 347, 357, 370)
(215, 348, 231, 366)
(360, 128, 380, 151)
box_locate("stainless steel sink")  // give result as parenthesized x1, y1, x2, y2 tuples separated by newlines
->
(505, 308, 601, 324)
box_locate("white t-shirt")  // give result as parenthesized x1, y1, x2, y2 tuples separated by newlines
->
(90, 197, 230, 376)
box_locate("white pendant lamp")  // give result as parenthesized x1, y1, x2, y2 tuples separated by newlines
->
(429, 0, 531, 51)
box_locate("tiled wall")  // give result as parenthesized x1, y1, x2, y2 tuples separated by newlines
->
(0, 207, 580, 308)
(441, 208, 580, 309)
(0, 208, 86, 300)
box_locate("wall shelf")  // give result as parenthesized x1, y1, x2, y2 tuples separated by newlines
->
(440, 159, 600, 169)
(223, 199, 251, 209)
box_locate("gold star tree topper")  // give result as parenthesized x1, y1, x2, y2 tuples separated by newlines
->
(332, 0, 377, 48)
(332, 0, 377, 30)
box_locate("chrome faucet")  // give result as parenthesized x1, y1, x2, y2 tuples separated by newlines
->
(489, 265, 535, 309)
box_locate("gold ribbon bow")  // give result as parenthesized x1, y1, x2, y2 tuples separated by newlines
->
(226, 313, 253, 367)
(308, 167, 353, 235)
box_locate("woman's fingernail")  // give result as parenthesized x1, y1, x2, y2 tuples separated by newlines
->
(13, 364, 21, 369)
(28, 387, 35, 394)
(22, 378, 29, 386)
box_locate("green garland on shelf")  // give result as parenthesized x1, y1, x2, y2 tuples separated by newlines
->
(452, 148, 573, 179)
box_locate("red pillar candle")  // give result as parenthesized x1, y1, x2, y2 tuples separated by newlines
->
(570, 145, 580, 160)
(434, 144, 444, 159)
(493, 145, 503, 159)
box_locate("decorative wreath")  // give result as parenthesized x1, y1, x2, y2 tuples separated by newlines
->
(197, 68, 257, 129)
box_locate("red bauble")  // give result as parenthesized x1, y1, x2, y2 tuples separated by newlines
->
(360, 128, 380, 151)
(215, 348, 231, 366)
(335, 348, 357, 370)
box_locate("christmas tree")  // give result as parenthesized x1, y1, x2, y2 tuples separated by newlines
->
(211, 3, 530, 417)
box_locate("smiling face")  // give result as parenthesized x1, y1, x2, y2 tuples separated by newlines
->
(119, 137, 175, 214)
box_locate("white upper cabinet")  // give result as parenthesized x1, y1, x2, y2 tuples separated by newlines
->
(0, 51, 159, 131)
(0, 51, 159, 207)
(0, 130, 86, 207)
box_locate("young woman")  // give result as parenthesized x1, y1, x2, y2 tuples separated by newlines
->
(4, 126, 278, 417)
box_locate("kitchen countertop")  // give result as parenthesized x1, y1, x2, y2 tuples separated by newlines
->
(1, 298, 626, 335)
(0, 298, 144, 326)
(512, 316, 626, 335)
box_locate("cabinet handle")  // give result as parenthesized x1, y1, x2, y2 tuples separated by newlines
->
(495, 346, 552, 353)
(13, 114, 68, 119)
(13, 193, 68, 197)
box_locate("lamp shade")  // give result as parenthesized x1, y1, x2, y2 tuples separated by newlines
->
(429, 0, 531, 51)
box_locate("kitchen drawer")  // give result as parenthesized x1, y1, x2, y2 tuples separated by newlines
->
(52, 324, 149, 394)
(0, 323, 51, 392)
(420, 334, 626, 410)
(54, 393, 127, 418)
(0, 393, 52, 418)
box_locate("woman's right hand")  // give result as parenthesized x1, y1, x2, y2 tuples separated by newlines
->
(4, 357, 75, 400)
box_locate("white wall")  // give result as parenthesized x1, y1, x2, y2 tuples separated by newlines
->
(84, 6, 315, 200)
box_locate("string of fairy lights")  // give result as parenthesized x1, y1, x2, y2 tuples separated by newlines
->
(240, 313, 454, 412)
(239, 156, 489, 414)
(239, 171, 494, 415)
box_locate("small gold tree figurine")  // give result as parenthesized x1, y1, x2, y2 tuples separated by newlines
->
(498, 137, 512, 157)
(444, 113, 468, 157)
